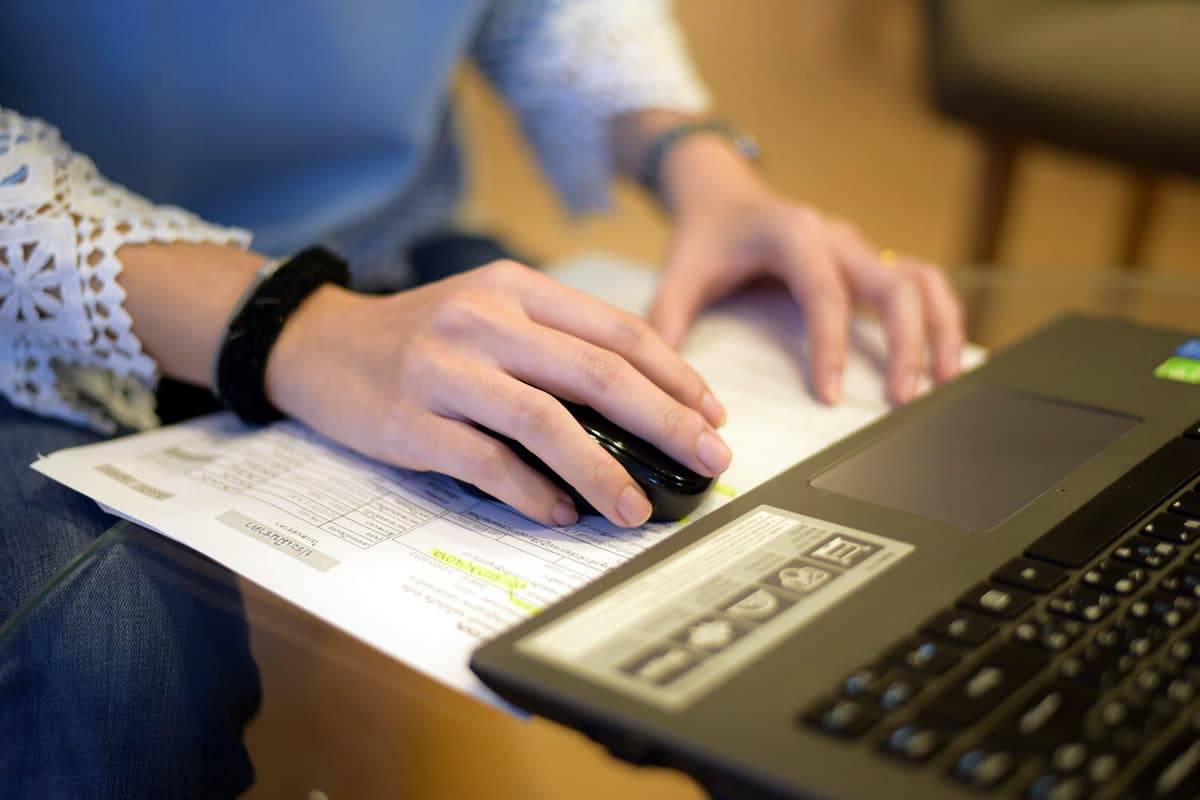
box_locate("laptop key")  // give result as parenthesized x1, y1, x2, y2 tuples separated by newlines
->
(1082, 561, 1146, 595)
(950, 741, 1018, 790)
(1086, 750, 1124, 785)
(991, 680, 1091, 753)
(1086, 695, 1173, 754)
(924, 643, 1047, 726)
(921, 609, 998, 647)
(992, 557, 1067, 594)
(840, 664, 889, 698)
(1167, 637, 1197, 666)
(883, 637, 961, 675)
(801, 697, 880, 738)
(1113, 536, 1177, 569)
(958, 582, 1035, 620)
(1059, 645, 1133, 690)
(1143, 512, 1200, 545)
(1160, 675, 1197, 707)
(880, 714, 955, 764)
(1013, 611, 1085, 653)
(1125, 731, 1200, 799)
(1170, 490, 1200, 520)
(1051, 741, 1089, 772)
(1129, 591, 1196, 630)
(1158, 567, 1200, 599)
(874, 671, 926, 712)
(1132, 665, 1166, 695)
(1025, 773, 1088, 800)
(1094, 616, 1167, 661)
(1047, 585, 1116, 623)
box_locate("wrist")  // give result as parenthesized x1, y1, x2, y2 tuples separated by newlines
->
(611, 109, 697, 178)
(264, 283, 360, 418)
(658, 134, 769, 219)
(118, 242, 270, 388)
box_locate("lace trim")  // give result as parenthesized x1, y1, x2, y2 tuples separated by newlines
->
(0, 109, 251, 433)
(474, 0, 711, 213)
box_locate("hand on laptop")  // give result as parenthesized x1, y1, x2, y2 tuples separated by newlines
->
(264, 260, 731, 528)
(647, 135, 964, 406)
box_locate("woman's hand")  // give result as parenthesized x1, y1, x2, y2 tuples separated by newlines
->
(646, 135, 965, 406)
(264, 260, 731, 529)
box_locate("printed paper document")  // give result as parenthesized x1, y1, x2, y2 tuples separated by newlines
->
(33, 255, 983, 703)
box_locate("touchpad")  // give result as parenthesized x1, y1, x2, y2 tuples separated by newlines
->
(810, 386, 1138, 531)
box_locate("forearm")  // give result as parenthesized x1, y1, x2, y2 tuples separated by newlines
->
(118, 243, 269, 388)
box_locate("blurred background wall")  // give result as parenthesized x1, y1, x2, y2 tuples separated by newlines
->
(460, 0, 1199, 275)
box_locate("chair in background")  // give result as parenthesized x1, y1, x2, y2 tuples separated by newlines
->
(926, 0, 1200, 267)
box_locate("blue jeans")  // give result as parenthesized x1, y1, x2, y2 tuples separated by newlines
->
(0, 403, 261, 799)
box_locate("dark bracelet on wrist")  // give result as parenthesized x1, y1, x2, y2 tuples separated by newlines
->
(637, 119, 761, 199)
(213, 246, 350, 425)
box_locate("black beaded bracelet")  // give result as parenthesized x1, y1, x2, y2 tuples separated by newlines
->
(213, 246, 349, 425)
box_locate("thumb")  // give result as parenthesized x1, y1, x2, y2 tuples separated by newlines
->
(648, 244, 712, 348)
(648, 270, 708, 348)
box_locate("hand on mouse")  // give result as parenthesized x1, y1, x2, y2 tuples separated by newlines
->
(645, 134, 964, 406)
(264, 260, 731, 529)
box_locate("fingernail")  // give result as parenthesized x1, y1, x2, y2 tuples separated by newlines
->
(900, 371, 920, 403)
(617, 485, 652, 527)
(696, 431, 732, 475)
(551, 499, 578, 526)
(701, 391, 727, 427)
(823, 369, 843, 405)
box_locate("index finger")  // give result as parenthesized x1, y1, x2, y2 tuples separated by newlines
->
(774, 227, 851, 404)
(511, 269, 726, 427)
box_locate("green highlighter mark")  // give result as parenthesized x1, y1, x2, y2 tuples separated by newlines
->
(678, 483, 738, 526)
(1154, 356, 1200, 385)
(430, 548, 542, 614)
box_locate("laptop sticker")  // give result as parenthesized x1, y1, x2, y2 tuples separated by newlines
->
(515, 506, 912, 711)
(1155, 356, 1200, 385)
(1176, 340, 1200, 360)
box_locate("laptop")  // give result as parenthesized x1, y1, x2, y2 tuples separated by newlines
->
(471, 316, 1200, 799)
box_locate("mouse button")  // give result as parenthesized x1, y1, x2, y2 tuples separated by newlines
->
(562, 401, 709, 489)
(587, 431, 711, 495)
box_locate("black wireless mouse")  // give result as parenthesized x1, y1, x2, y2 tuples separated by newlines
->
(459, 400, 714, 522)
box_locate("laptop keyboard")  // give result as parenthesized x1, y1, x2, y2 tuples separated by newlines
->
(803, 424, 1200, 799)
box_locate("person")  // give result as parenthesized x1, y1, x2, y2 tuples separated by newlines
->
(0, 2, 964, 796)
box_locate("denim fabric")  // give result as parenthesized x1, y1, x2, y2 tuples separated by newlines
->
(0, 404, 262, 799)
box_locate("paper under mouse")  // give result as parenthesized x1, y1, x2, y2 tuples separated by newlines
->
(459, 400, 714, 522)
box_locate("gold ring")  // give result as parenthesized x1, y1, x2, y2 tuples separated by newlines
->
(879, 248, 898, 267)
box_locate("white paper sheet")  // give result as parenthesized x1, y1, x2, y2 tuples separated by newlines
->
(32, 255, 984, 703)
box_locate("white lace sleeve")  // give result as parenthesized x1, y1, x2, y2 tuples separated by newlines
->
(472, 0, 711, 214)
(0, 109, 251, 433)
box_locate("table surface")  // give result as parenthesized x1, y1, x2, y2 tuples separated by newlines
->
(5, 265, 1200, 799)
